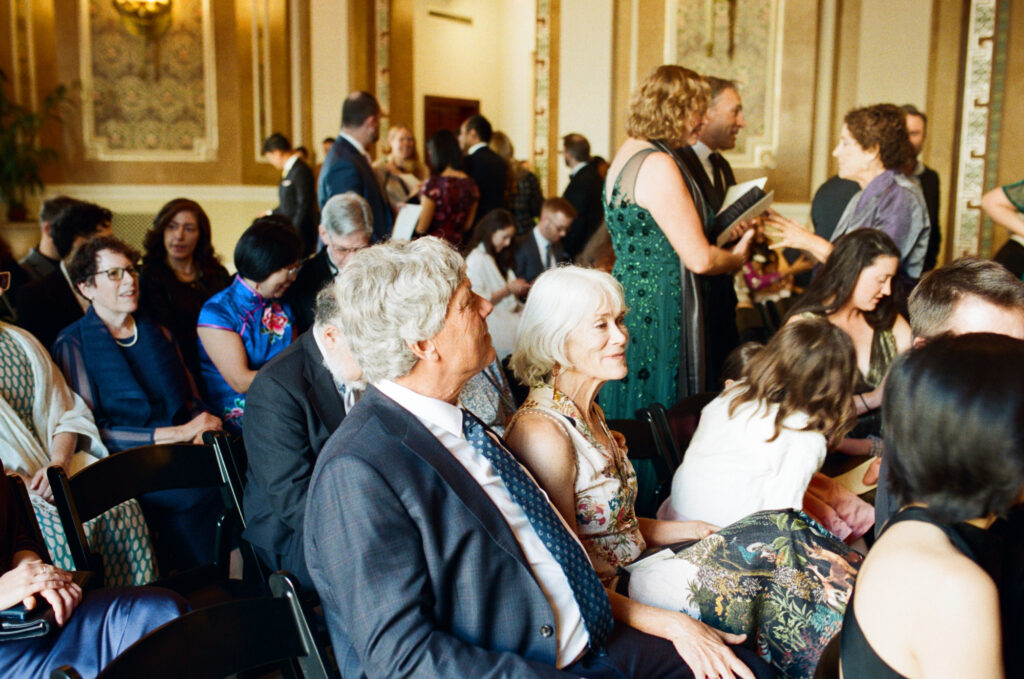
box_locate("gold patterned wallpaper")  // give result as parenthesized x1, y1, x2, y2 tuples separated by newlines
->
(80, 0, 217, 161)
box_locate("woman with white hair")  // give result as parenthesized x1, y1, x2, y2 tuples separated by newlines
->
(506, 266, 863, 679)
(285, 191, 373, 334)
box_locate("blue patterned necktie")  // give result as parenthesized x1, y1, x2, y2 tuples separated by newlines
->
(461, 409, 613, 650)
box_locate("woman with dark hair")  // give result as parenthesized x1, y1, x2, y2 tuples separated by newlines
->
(139, 198, 231, 379)
(766, 103, 930, 280)
(787, 229, 912, 422)
(490, 131, 544, 234)
(414, 129, 479, 245)
(840, 333, 1024, 678)
(54, 235, 224, 571)
(197, 215, 302, 433)
(601, 65, 754, 420)
(464, 209, 530, 358)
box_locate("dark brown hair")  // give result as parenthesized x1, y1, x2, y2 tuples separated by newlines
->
(465, 209, 517, 278)
(727, 317, 859, 443)
(908, 257, 1024, 340)
(844, 104, 914, 170)
(142, 198, 222, 275)
(67, 235, 140, 287)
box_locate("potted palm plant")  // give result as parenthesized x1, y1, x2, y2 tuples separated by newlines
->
(0, 68, 67, 222)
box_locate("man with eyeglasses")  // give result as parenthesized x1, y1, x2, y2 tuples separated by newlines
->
(284, 192, 373, 335)
(15, 201, 112, 352)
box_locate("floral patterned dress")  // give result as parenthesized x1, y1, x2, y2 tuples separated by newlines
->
(507, 384, 645, 584)
(197, 275, 293, 433)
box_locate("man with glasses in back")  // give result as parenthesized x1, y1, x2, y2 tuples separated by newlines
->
(284, 192, 373, 335)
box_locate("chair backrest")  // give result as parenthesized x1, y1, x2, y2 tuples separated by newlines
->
(606, 417, 672, 515)
(640, 403, 682, 470)
(50, 571, 331, 679)
(47, 443, 226, 575)
(6, 472, 50, 564)
(666, 391, 717, 461)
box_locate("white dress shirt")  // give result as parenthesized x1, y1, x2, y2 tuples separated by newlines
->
(467, 142, 487, 156)
(375, 379, 589, 667)
(533, 227, 556, 270)
(282, 152, 300, 177)
(340, 132, 370, 161)
(691, 140, 715, 183)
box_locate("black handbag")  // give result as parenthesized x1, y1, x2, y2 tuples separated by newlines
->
(0, 600, 55, 641)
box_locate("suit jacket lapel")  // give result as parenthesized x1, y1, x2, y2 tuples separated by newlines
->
(679, 146, 721, 212)
(301, 331, 346, 432)
(364, 387, 531, 568)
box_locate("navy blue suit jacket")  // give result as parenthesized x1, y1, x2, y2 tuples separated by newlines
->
(318, 136, 393, 242)
(304, 385, 572, 678)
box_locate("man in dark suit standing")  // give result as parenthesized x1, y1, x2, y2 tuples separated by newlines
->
(677, 76, 745, 387)
(459, 114, 507, 224)
(318, 91, 393, 242)
(284, 192, 373, 335)
(902, 104, 941, 272)
(560, 134, 605, 261)
(16, 201, 112, 351)
(304, 237, 770, 679)
(514, 197, 575, 283)
(243, 280, 360, 593)
(263, 132, 319, 257)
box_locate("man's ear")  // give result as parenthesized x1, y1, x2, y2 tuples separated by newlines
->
(406, 338, 439, 363)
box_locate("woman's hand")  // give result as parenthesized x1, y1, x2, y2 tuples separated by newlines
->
(28, 468, 56, 503)
(507, 278, 531, 297)
(185, 412, 223, 444)
(664, 613, 754, 679)
(763, 209, 833, 263)
(728, 226, 757, 263)
(862, 457, 881, 485)
(0, 559, 81, 626)
(682, 520, 719, 540)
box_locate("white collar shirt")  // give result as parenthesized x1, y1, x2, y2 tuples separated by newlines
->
(340, 132, 370, 161)
(374, 379, 589, 667)
(691, 140, 715, 182)
(282, 153, 300, 177)
(468, 142, 487, 156)
(533, 227, 555, 270)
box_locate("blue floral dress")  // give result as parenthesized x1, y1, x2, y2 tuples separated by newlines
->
(197, 276, 293, 432)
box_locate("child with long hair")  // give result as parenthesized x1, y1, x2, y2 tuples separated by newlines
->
(669, 317, 860, 527)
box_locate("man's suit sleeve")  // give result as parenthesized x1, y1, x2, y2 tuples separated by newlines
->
(293, 163, 316, 242)
(244, 372, 316, 536)
(304, 452, 571, 679)
(319, 155, 363, 210)
(513, 242, 530, 281)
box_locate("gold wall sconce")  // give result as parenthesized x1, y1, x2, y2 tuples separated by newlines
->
(111, 0, 173, 79)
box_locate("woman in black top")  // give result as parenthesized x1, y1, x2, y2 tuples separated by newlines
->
(139, 198, 231, 380)
(840, 333, 1024, 678)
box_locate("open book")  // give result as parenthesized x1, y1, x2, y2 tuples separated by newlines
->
(714, 177, 772, 246)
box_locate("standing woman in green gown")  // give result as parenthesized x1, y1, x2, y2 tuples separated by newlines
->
(601, 65, 754, 419)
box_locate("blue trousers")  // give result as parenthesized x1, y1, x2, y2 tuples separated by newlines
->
(1, 586, 188, 678)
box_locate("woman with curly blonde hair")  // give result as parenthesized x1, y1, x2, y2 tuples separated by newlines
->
(602, 65, 754, 419)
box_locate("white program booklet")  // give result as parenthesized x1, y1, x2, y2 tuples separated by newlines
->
(392, 203, 423, 241)
(717, 176, 768, 215)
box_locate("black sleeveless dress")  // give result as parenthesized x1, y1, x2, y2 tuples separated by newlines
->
(838, 506, 989, 678)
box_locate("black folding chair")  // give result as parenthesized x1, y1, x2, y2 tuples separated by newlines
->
(606, 416, 674, 518)
(6, 473, 48, 563)
(50, 571, 331, 679)
(203, 431, 272, 593)
(47, 443, 239, 599)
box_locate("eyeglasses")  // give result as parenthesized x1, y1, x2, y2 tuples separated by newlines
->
(329, 243, 368, 256)
(95, 265, 138, 282)
(0, 271, 9, 292)
(286, 264, 302, 277)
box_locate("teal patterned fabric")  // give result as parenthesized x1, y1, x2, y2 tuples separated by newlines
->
(32, 494, 157, 586)
(0, 329, 40, 443)
(601, 149, 683, 419)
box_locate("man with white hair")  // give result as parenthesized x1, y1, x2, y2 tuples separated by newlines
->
(284, 191, 372, 334)
(304, 237, 772, 678)
(243, 280, 362, 593)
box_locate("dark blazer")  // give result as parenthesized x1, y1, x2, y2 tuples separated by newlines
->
(465, 145, 508, 224)
(677, 145, 736, 215)
(276, 157, 319, 257)
(514, 231, 567, 283)
(561, 162, 606, 260)
(318, 136, 393, 242)
(304, 386, 572, 678)
(919, 165, 941, 272)
(243, 330, 345, 592)
(283, 249, 333, 336)
(15, 269, 84, 353)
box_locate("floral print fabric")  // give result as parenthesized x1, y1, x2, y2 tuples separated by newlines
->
(420, 175, 479, 245)
(508, 384, 646, 583)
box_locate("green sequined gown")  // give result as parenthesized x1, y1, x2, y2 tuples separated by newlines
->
(602, 147, 711, 419)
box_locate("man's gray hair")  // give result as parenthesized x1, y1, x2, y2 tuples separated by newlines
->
(335, 237, 465, 384)
(322, 192, 373, 238)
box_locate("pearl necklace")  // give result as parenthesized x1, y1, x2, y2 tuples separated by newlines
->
(114, 318, 139, 348)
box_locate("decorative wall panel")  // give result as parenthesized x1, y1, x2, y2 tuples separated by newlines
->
(534, 0, 553, 193)
(78, 0, 218, 161)
(666, 0, 783, 169)
(951, 0, 998, 257)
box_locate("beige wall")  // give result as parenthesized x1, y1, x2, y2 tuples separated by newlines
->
(557, 0, 613, 194)
(854, 0, 932, 109)
(310, 1, 350, 153)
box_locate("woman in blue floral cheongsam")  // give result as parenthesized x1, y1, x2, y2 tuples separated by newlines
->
(197, 215, 303, 433)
